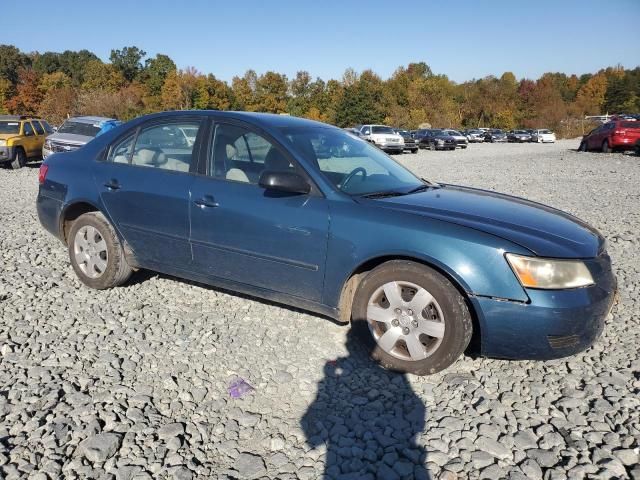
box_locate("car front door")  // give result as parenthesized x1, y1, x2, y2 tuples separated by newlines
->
(93, 116, 205, 270)
(22, 121, 37, 156)
(31, 120, 46, 153)
(189, 120, 329, 302)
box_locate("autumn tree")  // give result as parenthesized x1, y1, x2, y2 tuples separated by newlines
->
(82, 60, 126, 92)
(254, 71, 288, 113)
(5, 68, 43, 115)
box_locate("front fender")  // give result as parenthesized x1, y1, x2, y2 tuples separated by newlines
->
(323, 201, 531, 308)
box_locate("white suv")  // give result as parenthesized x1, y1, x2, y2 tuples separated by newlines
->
(360, 125, 404, 153)
(531, 129, 556, 143)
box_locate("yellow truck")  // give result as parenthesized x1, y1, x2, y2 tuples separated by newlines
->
(0, 115, 54, 169)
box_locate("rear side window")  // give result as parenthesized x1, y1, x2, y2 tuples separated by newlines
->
(130, 122, 200, 173)
(32, 121, 45, 135)
(23, 122, 34, 136)
(108, 134, 136, 164)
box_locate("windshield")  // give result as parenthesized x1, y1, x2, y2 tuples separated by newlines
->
(446, 130, 462, 136)
(57, 121, 101, 137)
(0, 121, 21, 134)
(371, 126, 395, 134)
(514, 130, 527, 134)
(280, 127, 423, 196)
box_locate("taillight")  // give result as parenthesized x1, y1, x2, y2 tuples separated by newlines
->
(614, 130, 625, 136)
(38, 164, 49, 184)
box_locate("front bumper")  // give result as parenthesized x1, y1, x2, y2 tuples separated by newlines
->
(378, 143, 404, 152)
(0, 146, 15, 163)
(472, 253, 617, 360)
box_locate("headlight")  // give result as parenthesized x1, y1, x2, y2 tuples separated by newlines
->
(506, 253, 594, 289)
(437, 139, 444, 144)
(0, 140, 6, 146)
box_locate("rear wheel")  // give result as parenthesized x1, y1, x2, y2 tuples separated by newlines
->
(602, 140, 611, 153)
(352, 261, 472, 375)
(10, 148, 26, 169)
(68, 212, 133, 289)
(579, 141, 588, 152)
(412, 148, 418, 154)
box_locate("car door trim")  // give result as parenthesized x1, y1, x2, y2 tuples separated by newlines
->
(189, 237, 319, 271)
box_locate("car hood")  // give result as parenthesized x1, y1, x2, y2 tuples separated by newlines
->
(363, 184, 603, 258)
(0, 133, 19, 141)
(47, 132, 95, 145)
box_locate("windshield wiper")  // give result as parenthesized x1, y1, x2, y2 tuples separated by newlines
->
(406, 180, 441, 194)
(360, 190, 407, 199)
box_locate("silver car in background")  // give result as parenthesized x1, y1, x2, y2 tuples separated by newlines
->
(43, 116, 121, 158)
(442, 129, 469, 148)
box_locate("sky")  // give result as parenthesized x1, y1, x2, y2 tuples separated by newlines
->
(1, 0, 639, 83)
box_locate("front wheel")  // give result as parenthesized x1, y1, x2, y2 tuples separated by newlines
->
(412, 148, 418, 154)
(68, 212, 133, 289)
(579, 141, 587, 152)
(10, 148, 26, 169)
(351, 261, 472, 375)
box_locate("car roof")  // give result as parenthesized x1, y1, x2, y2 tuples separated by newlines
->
(66, 116, 118, 124)
(131, 110, 331, 129)
(0, 115, 40, 121)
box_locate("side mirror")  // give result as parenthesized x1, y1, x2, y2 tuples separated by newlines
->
(259, 171, 310, 195)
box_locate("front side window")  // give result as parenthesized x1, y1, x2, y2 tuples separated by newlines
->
(130, 122, 200, 172)
(210, 123, 292, 184)
(281, 127, 423, 196)
(40, 120, 54, 134)
(23, 122, 34, 136)
(32, 121, 45, 135)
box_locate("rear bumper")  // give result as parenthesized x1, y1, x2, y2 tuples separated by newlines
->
(611, 136, 638, 149)
(472, 253, 616, 360)
(36, 190, 64, 241)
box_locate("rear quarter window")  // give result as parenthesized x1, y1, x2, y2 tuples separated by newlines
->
(621, 122, 640, 129)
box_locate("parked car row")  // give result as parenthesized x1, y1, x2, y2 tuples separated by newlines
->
(0, 114, 121, 169)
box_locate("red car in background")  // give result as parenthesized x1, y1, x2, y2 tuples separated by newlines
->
(579, 120, 640, 152)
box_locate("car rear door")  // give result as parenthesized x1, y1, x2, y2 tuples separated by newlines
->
(188, 118, 330, 302)
(93, 115, 205, 269)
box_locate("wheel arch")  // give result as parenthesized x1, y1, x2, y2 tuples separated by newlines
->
(337, 253, 483, 353)
(59, 200, 102, 245)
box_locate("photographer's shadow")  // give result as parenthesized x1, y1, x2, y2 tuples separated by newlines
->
(302, 328, 430, 479)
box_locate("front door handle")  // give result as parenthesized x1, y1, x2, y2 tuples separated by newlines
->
(194, 195, 219, 208)
(104, 179, 120, 190)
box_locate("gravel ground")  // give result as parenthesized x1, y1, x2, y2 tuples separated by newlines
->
(0, 139, 638, 480)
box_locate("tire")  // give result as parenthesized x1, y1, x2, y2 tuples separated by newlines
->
(10, 148, 26, 170)
(579, 141, 587, 152)
(602, 140, 611, 153)
(351, 261, 472, 375)
(412, 148, 418, 154)
(429, 142, 436, 151)
(68, 212, 133, 289)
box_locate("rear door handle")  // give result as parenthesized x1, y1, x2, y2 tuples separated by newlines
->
(104, 179, 120, 190)
(194, 195, 219, 208)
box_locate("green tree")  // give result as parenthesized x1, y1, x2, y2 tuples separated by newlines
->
(254, 71, 288, 113)
(57, 49, 100, 85)
(110, 46, 147, 82)
(32, 52, 62, 75)
(143, 54, 177, 96)
(0, 44, 31, 84)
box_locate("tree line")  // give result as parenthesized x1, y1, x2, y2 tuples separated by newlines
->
(1, 44, 638, 137)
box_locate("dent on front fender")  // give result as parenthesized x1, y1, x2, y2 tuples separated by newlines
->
(323, 202, 531, 308)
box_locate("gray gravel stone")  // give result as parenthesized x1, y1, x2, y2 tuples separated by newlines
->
(77, 433, 122, 463)
(1, 141, 638, 479)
